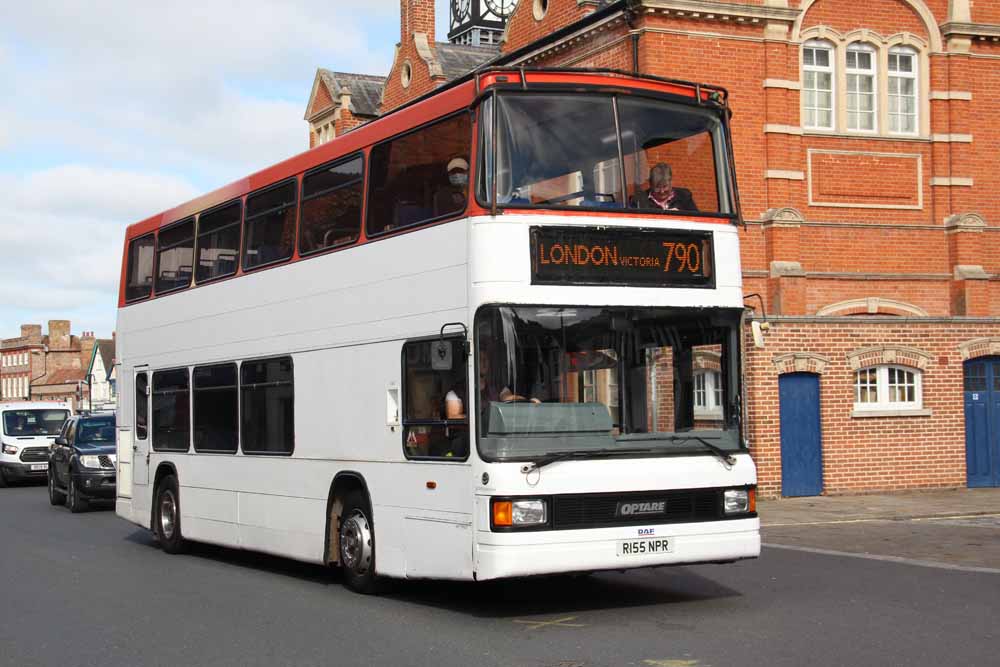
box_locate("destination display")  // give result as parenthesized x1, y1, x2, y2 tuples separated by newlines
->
(530, 226, 714, 287)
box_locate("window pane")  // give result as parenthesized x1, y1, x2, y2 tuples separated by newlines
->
(156, 219, 195, 293)
(817, 92, 832, 109)
(965, 364, 987, 392)
(860, 76, 874, 94)
(857, 52, 872, 69)
(300, 156, 364, 254)
(367, 114, 471, 235)
(901, 78, 915, 96)
(846, 52, 857, 68)
(815, 49, 830, 67)
(135, 373, 148, 440)
(899, 54, 913, 72)
(193, 364, 238, 453)
(817, 72, 832, 91)
(888, 54, 898, 71)
(402, 339, 469, 459)
(803, 49, 815, 66)
(125, 235, 155, 302)
(618, 96, 723, 213)
(818, 110, 832, 128)
(244, 181, 296, 270)
(152, 369, 190, 452)
(240, 357, 294, 454)
(196, 202, 241, 282)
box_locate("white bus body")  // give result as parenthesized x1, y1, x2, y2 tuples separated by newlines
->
(116, 213, 759, 581)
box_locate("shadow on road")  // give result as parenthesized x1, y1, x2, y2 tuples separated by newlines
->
(123, 524, 741, 615)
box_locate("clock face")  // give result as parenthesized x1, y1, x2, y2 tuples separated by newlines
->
(483, 0, 514, 19)
(452, 0, 472, 25)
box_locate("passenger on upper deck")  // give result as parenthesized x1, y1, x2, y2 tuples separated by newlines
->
(635, 163, 697, 212)
(434, 157, 469, 216)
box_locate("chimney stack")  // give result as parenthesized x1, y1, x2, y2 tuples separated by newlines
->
(401, 0, 435, 45)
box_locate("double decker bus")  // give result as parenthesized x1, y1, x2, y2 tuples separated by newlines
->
(115, 68, 759, 593)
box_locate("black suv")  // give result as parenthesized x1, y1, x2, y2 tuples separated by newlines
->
(48, 413, 117, 512)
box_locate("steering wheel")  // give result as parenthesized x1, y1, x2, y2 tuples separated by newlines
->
(535, 190, 589, 205)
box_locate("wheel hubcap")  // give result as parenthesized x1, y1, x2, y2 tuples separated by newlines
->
(340, 509, 372, 574)
(160, 490, 177, 539)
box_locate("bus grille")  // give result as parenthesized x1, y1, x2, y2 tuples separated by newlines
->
(551, 488, 724, 530)
(19, 447, 49, 463)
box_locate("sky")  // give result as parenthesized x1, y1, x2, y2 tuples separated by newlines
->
(0, 0, 454, 340)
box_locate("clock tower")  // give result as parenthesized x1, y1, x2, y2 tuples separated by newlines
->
(448, 0, 514, 46)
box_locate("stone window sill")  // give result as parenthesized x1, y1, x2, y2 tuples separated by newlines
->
(851, 408, 933, 418)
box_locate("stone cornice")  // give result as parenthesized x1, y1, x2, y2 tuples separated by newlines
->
(940, 22, 1000, 41)
(642, 0, 799, 23)
(772, 352, 831, 375)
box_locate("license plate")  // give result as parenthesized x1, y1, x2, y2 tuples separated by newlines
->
(616, 537, 672, 557)
(30, 464, 48, 471)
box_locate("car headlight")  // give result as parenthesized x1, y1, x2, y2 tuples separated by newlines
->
(723, 488, 756, 515)
(2, 444, 17, 455)
(79, 455, 102, 469)
(492, 498, 548, 529)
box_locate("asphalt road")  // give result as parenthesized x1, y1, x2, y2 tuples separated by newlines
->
(1, 484, 997, 667)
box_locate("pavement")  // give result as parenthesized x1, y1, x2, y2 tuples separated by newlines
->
(758, 487, 1000, 572)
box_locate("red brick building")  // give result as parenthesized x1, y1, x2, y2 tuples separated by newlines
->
(1, 321, 101, 411)
(308, 0, 1000, 496)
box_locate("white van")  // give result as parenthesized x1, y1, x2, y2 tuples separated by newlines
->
(0, 402, 71, 487)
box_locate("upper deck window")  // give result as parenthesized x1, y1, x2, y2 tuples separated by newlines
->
(243, 180, 297, 271)
(155, 218, 195, 294)
(125, 234, 155, 302)
(196, 200, 241, 283)
(366, 113, 471, 236)
(478, 93, 733, 216)
(300, 154, 363, 255)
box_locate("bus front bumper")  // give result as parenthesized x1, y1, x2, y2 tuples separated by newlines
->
(474, 517, 760, 581)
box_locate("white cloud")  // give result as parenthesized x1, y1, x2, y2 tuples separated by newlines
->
(0, 0, 413, 338)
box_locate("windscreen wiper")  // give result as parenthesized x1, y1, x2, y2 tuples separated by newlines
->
(520, 447, 654, 473)
(669, 435, 737, 467)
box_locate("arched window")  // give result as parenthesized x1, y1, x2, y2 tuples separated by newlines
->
(846, 43, 877, 132)
(803, 40, 835, 130)
(888, 46, 918, 135)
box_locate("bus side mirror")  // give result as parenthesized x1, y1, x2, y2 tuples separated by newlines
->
(751, 321, 769, 349)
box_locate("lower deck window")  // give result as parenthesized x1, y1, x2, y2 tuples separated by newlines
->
(240, 357, 294, 455)
(152, 369, 190, 452)
(402, 338, 469, 459)
(193, 363, 238, 453)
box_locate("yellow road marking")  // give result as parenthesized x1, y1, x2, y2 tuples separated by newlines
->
(513, 616, 587, 630)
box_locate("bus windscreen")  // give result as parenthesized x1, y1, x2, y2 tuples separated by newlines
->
(479, 93, 733, 216)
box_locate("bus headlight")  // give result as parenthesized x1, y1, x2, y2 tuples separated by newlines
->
(723, 488, 756, 515)
(492, 498, 548, 529)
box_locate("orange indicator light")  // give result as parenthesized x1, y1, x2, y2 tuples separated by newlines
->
(492, 500, 513, 527)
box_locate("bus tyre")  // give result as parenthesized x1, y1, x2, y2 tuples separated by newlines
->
(67, 475, 88, 513)
(48, 471, 65, 506)
(155, 475, 186, 554)
(339, 491, 379, 594)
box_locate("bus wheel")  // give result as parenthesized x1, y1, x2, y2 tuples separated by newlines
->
(339, 491, 378, 594)
(155, 475, 186, 554)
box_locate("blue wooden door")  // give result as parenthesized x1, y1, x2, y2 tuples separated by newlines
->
(964, 358, 1000, 487)
(779, 373, 823, 497)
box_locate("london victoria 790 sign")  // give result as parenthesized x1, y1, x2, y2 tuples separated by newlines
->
(529, 226, 715, 288)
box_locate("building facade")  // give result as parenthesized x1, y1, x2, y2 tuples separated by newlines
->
(308, 0, 1000, 496)
(1, 321, 108, 412)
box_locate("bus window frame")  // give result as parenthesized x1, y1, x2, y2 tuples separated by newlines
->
(364, 109, 473, 239)
(399, 334, 471, 462)
(473, 88, 739, 221)
(150, 366, 192, 454)
(194, 198, 244, 286)
(241, 178, 299, 274)
(124, 232, 157, 303)
(238, 354, 295, 457)
(153, 217, 196, 295)
(298, 151, 366, 258)
(192, 361, 240, 455)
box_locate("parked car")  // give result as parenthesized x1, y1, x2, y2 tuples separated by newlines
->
(48, 413, 117, 512)
(0, 402, 71, 487)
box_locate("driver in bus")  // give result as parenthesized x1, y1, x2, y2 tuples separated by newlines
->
(636, 162, 697, 212)
(434, 157, 469, 216)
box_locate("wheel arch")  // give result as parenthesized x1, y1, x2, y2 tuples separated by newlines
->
(324, 471, 372, 565)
